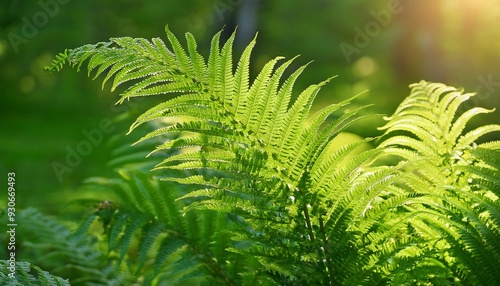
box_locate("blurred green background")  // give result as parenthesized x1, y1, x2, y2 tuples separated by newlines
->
(1, 0, 499, 216)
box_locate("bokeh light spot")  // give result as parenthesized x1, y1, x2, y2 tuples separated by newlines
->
(20, 76, 35, 94)
(353, 56, 376, 77)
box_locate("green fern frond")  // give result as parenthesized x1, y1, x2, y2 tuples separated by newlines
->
(379, 81, 500, 170)
(0, 208, 131, 285)
(80, 163, 251, 285)
(0, 261, 70, 286)
(378, 81, 500, 285)
(43, 49, 69, 72)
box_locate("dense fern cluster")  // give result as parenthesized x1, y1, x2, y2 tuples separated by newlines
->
(6, 26, 496, 285)
(0, 208, 131, 285)
(0, 260, 69, 286)
(376, 82, 500, 284)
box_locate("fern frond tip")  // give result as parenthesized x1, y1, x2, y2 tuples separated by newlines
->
(44, 49, 70, 72)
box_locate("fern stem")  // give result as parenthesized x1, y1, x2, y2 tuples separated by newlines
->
(303, 205, 315, 242)
(319, 216, 335, 285)
(189, 240, 236, 286)
(203, 254, 236, 286)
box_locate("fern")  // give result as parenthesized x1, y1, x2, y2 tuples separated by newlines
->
(0, 208, 132, 285)
(0, 261, 70, 286)
(80, 167, 252, 285)
(67, 130, 247, 285)
(377, 81, 500, 285)
(47, 26, 500, 284)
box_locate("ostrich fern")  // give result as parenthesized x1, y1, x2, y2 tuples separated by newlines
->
(44, 26, 500, 285)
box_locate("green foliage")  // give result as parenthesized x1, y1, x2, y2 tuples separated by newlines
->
(44, 26, 500, 285)
(377, 81, 500, 284)
(0, 261, 69, 286)
(60, 132, 249, 285)
(0, 208, 132, 285)
(80, 170, 249, 285)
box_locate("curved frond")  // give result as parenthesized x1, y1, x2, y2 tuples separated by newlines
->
(378, 81, 500, 284)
